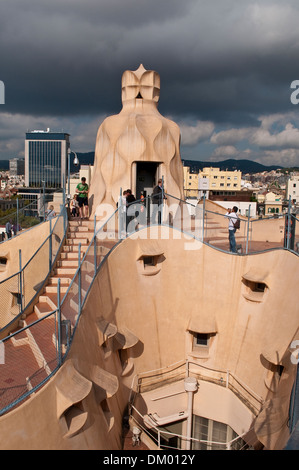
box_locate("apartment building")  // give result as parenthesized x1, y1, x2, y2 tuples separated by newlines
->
(287, 174, 299, 204)
(199, 167, 242, 192)
(183, 166, 242, 198)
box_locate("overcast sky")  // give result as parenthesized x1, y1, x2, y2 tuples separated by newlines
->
(1, 0, 299, 167)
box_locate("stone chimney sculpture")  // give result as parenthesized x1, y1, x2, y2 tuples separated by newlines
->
(89, 64, 184, 216)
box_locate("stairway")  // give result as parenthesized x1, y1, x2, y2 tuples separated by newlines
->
(0, 218, 116, 413)
(30, 219, 94, 323)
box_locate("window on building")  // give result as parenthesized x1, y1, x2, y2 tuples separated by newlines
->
(193, 333, 210, 348)
(242, 278, 267, 303)
(192, 416, 249, 450)
(143, 256, 156, 267)
(61, 401, 87, 438)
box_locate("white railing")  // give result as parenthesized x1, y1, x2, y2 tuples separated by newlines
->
(129, 403, 253, 450)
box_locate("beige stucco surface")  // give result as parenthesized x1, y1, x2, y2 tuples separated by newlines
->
(0, 225, 298, 450)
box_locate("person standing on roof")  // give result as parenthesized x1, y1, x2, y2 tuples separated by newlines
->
(225, 206, 239, 253)
(151, 178, 164, 224)
(76, 177, 89, 219)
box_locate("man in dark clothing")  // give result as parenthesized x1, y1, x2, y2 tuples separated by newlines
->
(126, 189, 136, 231)
(5, 220, 12, 239)
(151, 179, 163, 224)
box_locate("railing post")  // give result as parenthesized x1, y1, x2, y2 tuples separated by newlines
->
(226, 370, 230, 388)
(202, 191, 206, 242)
(63, 203, 67, 235)
(62, 179, 66, 208)
(49, 218, 52, 272)
(94, 214, 97, 277)
(245, 205, 251, 254)
(78, 242, 82, 317)
(287, 196, 291, 250)
(16, 197, 19, 235)
(161, 176, 164, 224)
(57, 278, 62, 367)
(118, 187, 122, 239)
(42, 180, 46, 222)
(186, 359, 189, 378)
(18, 249, 23, 313)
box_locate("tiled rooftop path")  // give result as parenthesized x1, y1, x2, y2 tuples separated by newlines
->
(0, 218, 116, 414)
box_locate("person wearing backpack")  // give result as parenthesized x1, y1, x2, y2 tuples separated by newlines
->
(225, 206, 239, 253)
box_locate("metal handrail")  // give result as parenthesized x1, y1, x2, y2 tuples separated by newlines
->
(0, 188, 65, 241)
(0, 204, 68, 335)
(130, 359, 263, 415)
(129, 404, 252, 450)
(0, 207, 121, 415)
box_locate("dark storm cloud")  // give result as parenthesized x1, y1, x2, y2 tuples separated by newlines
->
(0, 0, 197, 116)
(0, 0, 298, 120)
(1, 0, 299, 165)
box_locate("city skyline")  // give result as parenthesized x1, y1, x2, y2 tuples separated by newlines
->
(1, 1, 299, 167)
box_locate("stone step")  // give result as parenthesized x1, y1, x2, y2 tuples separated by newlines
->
(48, 275, 72, 284)
(62, 244, 88, 253)
(68, 232, 92, 240)
(55, 267, 78, 276)
(57, 259, 79, 268)
(34, 301, 53, 318)
(38, 293, 58, 311)
(69, 220, 94, 229)
(60, 251, 84, 260)
(66, 238, 89, 245)
(68, 225, 93, 233)
(45, 284, 68, 294)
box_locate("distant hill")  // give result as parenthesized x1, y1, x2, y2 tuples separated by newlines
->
(181, 158, 287, 174)
(1, 154, 298, 174)
(75, 154, 297, 174)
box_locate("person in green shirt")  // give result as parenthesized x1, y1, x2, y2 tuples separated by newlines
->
(76, 177, 89, 219)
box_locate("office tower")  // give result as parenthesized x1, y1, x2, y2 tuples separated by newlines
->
(9, 157, 25, 176)
(25, 129, 70, 188)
